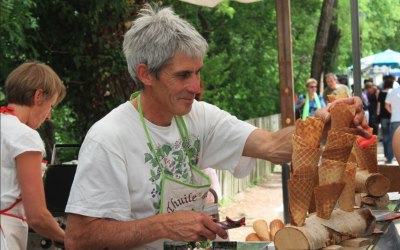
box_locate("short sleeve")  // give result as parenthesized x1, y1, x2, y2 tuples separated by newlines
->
(11, 130, 45, 158)
(65, 137, 132, 221)
(195, 103, 257, 177)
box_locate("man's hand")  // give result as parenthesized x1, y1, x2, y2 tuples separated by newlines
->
(162, 210, 228, 241)
(314, 96, 371, 139)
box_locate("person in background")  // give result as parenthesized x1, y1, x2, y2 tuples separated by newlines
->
(195, 242, 203, 250)
(323, 73, 351, 104)
(385, 83, 400, 164)
(365, 81, 380, 136)
(339, 76, 348, 86)
(295, 78, 326, 120)
(64, 4, 370, 250)
(1, 62, 66, 249)
(378, 80, 393, 164)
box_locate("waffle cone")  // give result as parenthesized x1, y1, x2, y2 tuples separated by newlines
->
(319, 159, 346, 185)
(292, 164, 317, 182)
(353, 142, 367, 170)
(308, 166, 319, 214)
(326, 130, 357, 148)
(348, 151, 357, 163)
(328, 91, 348, 103)
(330, 103, 354, 129)
(269, 219, 284, 241)
(315, 182, 346, 220)
(245, 233, 261, 242)
(322, 146, 353, 163)
(338, 163, 357, 212)
(292, 134, 310, 150)
(288, 179, 314, 226)
(253, 220, 270, 241)
(353, 136, 378, 173)
(364, 138, 378, 173)
(295, 117, 325, 148)
(292, 148, 321, 172)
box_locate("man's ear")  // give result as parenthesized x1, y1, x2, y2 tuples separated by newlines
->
(136, 64, 153, 87)
(33, 89, 44, 105)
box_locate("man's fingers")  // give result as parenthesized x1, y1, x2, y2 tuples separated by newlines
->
(203, 218, 228, 240)
(332, 96, 363, 112)
(355, 127, 372, 139)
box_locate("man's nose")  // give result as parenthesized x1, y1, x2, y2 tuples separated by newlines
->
(187, 74, 201, 94)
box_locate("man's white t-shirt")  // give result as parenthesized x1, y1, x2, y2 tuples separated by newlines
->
(386, 87, 400, 122)
(1, 114, 45, 210)
(66, 101, 257, 221)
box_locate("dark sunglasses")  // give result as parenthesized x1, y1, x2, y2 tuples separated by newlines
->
(308, 86, 317, 88)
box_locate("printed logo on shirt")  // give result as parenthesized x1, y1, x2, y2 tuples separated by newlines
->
(144, 135, 201, 212)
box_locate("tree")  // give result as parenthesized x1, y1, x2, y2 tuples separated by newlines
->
(310, 0, 336, 89)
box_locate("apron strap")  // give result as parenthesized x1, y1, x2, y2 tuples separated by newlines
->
(0, 199, 26, 222)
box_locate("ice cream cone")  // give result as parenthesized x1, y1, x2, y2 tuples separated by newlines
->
(288, 179, 314, 226)
(330, 103, 354, 129)
(353, 137, 378, 173)
(338, 163, 357, 212)
(318, 159, 346, 185)
(292, 148, 321, 172)
(292, 134, 310, 150)
(326, 130, 357, 149)
(322, 146, 354, 163)
(327, 91, 348, 102)
(295, 117, 325, 148)
(308, 166, 319, 214)
(348, 151, 357, 163)
(315, 182, 346, 220)
(292, 164, 317, 182)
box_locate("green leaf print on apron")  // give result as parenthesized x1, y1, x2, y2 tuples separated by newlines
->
(130, 92, 212, 250)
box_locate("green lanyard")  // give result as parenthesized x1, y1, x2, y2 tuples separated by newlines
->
(302, 92, 322, 120)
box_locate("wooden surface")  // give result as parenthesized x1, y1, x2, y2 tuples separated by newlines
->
(323, 245, 343, 250)
(340, 238, 369, 247)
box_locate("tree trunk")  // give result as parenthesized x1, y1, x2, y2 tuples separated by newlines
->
(37, 120, 56, 162)
(310, 0, 336, 90)
(325, 0, 341, 74)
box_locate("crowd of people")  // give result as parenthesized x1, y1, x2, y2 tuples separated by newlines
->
(1, 3, 396, 250)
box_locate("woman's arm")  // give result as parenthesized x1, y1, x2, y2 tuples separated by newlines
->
(16, 151, 65, 243)
(295, 95, 305, 111)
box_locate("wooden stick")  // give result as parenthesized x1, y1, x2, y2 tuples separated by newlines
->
(274, 208, 375, 250)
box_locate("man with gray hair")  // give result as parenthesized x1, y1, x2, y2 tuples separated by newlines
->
(65, 4, 369, 250)
(323, 73, 351, 104)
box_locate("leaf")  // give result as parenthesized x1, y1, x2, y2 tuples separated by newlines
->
(156, 148, 165, 158)
(194, 139, 200, 151)
(153, 203, 160, 209)
(162, 145, 172, 156)
(151, 158, 158, 167)
(175, 164, 181, 169)
(144, 153, 153, 163)
(188, 148, 196, 159)
(165, 170, 173, 176)
(176, 169, 182, 175)
(172, 150, 184, 162)
(155, 173, 161, 180)
(182, 173, 188, 179)
(156, 184, 161, 192)
(150, 169, 156, 178)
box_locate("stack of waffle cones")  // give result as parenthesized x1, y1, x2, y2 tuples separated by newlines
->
(289, 117, 324, 226)
(315, 103, 358, 219)
(353, 134, 379, 173)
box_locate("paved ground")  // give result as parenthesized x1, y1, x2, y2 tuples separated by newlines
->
(218, 140, 398, 242)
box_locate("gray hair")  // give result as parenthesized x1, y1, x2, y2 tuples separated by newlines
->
(195, 242, 200, 246)
(325, 73, 337, 80)
(123, 4, 209, 88)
